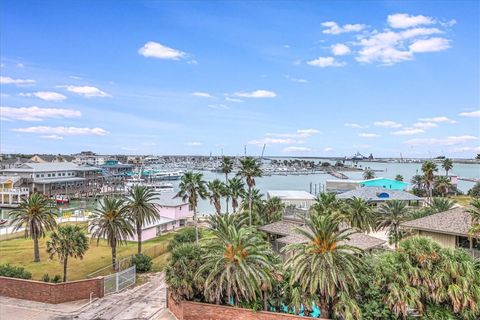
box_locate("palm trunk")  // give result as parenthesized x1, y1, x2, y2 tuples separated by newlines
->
(248, 185, 252, 226)
(33, 236, 40, 262)
(137, 223, 142, 254)
(225, 173, 229, 214)
(194, 205, 198, 244)
(63, 257, 68, 282)
(112, 244, 117, 271)
(319, 303, 330, 319)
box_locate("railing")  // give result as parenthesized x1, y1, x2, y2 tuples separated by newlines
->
(0, 187, 29, 194)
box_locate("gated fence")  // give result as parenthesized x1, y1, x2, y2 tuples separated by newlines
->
(104, 265, 136, 295)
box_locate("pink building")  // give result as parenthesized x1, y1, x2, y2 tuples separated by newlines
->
(129, 192, 193, 242)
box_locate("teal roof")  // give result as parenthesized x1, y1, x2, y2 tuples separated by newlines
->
(360, 178, 408, 190)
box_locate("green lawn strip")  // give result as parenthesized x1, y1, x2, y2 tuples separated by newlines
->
(0, 227, 174, 281)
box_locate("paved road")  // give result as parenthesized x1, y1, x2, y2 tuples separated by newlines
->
(0, 273, 175, 320)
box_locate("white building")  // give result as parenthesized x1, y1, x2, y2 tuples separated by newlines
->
(72, 151, 107, 166)
(267, 190, 316, 209)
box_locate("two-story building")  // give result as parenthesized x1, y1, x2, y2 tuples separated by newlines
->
(72, 151, 108, 166)
(0, 176, 29, 207)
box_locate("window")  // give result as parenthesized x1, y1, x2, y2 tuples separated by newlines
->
(456, 236, 479, 250)
(47, 174, 51, 177)
(36, 174, 40, 178)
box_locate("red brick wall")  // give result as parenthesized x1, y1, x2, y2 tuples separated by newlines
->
(0, 276, 104, 304)
(168, 293, 327, 320)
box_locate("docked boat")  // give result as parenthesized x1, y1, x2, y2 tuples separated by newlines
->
(142, 182, 174, 193)
(54, 195, 69, 204)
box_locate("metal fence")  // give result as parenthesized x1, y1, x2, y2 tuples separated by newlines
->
(104, 265, 136, 296)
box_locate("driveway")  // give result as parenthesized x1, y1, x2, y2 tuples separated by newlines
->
(0, 272, 175, 320)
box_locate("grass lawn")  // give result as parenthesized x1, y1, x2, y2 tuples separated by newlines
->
(151, 252, 171, 273)
(0, 223, 174, 281)
(450, 195, 474, 206)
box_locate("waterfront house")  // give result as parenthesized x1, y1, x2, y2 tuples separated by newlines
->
(127, 192, 193, 242)
(267, 190, 316, 209)
(0, 162, 102, 198)
(401, 207, 479, 257)
(336, 186, 423, 206)
(0, 176, 29, 207)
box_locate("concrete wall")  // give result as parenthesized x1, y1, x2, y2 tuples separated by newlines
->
(418, 230, 456, 248)
(0, 276, 104, 304)
(167, 293, 327, 320)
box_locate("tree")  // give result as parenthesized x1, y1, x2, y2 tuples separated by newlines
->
(467, 199, 480, 240)
(343, 197, 376, 232)
(9, 193, 57, 262)
(311, 192, 341, 217)
(237, 157, 262, 225)
(221, 156, 234, 213)
(410, 174, 424, 190)
(421, 160, 438, 201)
(428, 197, 456, 213)
(442, 158, 453, 176)
(262, 197, 285, 224)
(46, 225, 89, 282)
(363, 169, 375, 180)
(227, 177, 245, 213)
(283, 213, 364, 319)
(434, 176, 452, 197)
(395, 174, 403, 181)
(376, 200, 409, 249)
(240, 188, 264, 213)
(125, 185, 159, 254)
(207, 179, 227, 215)
(197, 213, 277, 306)
(89, 197, 133, 270)
(176, 171, 208, 243)
(467, 182, 480, 198)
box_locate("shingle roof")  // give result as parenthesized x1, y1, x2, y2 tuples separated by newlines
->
(1, 163, 100, 173)
(337, 187, 421, 202)
(267, 190, 316, 200)
(258, 220, 302, 236)
(401, 207, 472, 237)
(276, 231, 385, 250)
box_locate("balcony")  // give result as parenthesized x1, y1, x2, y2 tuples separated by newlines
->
(0, 187, 30, 207)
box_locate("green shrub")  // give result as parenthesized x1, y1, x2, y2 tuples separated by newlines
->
(41, 273, 50, 282)
(0, 264, 32, 279)
(51, 274, 62, 283)
(468, 182, 480, 197)
(168, 227, 199, 250)
(131, 253, 152, 273)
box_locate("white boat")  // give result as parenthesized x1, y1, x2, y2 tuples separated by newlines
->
(142, 182, 174, 193)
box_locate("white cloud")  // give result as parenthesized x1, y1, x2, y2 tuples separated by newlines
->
(331, 43, 351, 56)
(459, 110, 480, 118)
(233, 90, 276, 98)
(344, 123, 368, 129)
(0, 106, 81, 121)
(40, 135, 63, 140)
(450, 146, 480, 153)
(324, 147, 333, 152)
(285, 75, 308, 83)
(225, 97, 244, 103)
(283, 146, 311, 153)
(404, 135, 477, 146)
(208, 104, 229, 110)
(16, 63, 25, 68)
(392, 128, 425, 135)
(60, 85, 110, 98)
(307, 57, 345, 68)
(192, 92, 213, 98)
(267, 129, 320, 138)
(0, 76, 36, 86)
(138, 41, 187, 60)
(409, 37, 450, 53)
(359, 133, 379, 138)
(321, 21, 366, 35)
(374, 120, 402, 128)
(12, 126, 108, 136)
(19, 91, 67, 102)
(249, 138, 298, 145)
(185, 141, 202, 146)
(419, 116, 456, 123)
(413, 122, 438, 129)
(387, 13, 435, 29)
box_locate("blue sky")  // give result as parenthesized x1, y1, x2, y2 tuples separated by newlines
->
(1, 0, 479, 158)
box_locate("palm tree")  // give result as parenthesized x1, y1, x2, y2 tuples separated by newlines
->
(197, 214, 276, 305)
(125, 185, 160, 254)
(363, 169, 375, 180)
(395, 174, 404, 181)
(176, 171, 208, 243)
(283, 213, 363, 319)
(442, 158, 453, 176)
(9, 193, 57, 262)
(343, 197, 376, 232)
(207, 179, 227, 215)
(227, 177, 245, 213)
(421, 160, 438, 201)
(237, 157, 262, 225)
(221, 156, 234, 213)
(311, 193, 341, 216)
(262, 197, 285, 224)
(434, 176, 452, 197)
(240, 188, 264, 213)
(411, 174, 424, 190)
(376, 200, 409, 249)
(46, 225, 89, 282)
(467, 199, 480, 239)
(89, 197, 133, 270)
(428, 197, 456, 213)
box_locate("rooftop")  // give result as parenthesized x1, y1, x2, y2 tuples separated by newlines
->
(401, 207, 472, 237)
(337, 187, 421, 202)
(153, 192, 188, 207)
(267, 190, 316, 200)
(1, 163, 101, 173)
